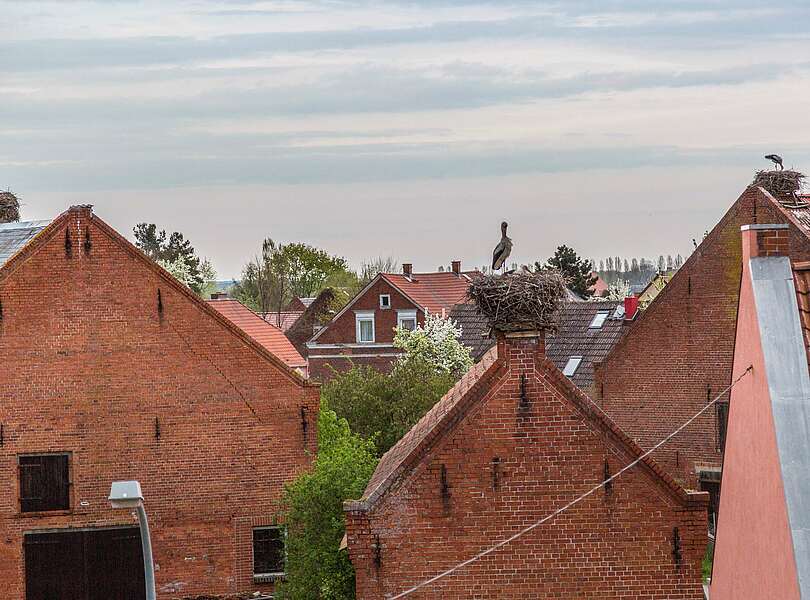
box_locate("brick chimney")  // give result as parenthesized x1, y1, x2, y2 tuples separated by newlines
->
(741, 224, 790, 260)
(402, 263, 412, 277)
(496, 330, 546, 367)
(624, 296, 639, 322)
(451, 260, 461, 274)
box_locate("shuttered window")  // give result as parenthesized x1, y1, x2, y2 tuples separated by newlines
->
(253, 526, 285, 580)
(19, 454, 70, 513)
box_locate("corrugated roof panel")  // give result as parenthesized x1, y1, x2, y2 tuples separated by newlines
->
(0, 220, 50, 267)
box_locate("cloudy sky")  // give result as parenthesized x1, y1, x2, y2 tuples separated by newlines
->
(2, 1, 809, 278)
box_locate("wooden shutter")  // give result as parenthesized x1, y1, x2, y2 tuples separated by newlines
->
(19, 454, 70, 513)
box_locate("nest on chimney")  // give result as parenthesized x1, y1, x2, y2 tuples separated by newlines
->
(753, 170, 807, 207)
(468, 270, 567, 333)
(0, 191, 20, 223)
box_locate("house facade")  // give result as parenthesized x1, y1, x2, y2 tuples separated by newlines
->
(0, 206, 319, 599)
(711, 224, 810, 599)
(594, 184, 810, 499)
(345, 328, 708, 599)
(307, 261, 474, 380)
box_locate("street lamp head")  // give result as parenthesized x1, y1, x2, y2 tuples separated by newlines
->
(109, 480, 144, 509)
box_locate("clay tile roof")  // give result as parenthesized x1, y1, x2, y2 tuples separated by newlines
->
(383, 271, 478, 314)
(207, 299, 306, 369)
(792, 263, 810, 369)
(262, 311, 304, 332)
(361, 345, 501, 502)
(0, 220, 50, 267)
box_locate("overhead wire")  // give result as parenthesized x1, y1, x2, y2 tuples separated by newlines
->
(388, 365, 753, 599)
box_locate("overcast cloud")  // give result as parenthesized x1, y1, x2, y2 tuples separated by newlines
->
(2, 0, 809, 277)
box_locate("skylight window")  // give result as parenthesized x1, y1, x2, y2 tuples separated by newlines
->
(589, 311, 610, 329)
(563, 356, 583, 377)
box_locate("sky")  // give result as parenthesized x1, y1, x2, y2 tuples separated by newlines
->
(2, 1, 810, 279)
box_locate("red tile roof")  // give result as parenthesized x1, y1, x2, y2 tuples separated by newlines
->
(792, 262, 810, 369)
(208, 299, 307, 369)
(382, 271, 477, 314)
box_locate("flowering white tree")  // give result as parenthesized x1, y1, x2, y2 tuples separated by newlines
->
(604, 278, 631, 301)
(393, 313, 473, 376)
(158, 256, 194, 288)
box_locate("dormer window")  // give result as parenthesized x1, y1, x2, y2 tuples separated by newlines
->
(589, 310, 610, 329)
(356, 311, 375, 343)
(379, 294, 391, 309)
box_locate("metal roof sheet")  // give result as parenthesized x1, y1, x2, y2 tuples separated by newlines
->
(0, 220, 50, 267)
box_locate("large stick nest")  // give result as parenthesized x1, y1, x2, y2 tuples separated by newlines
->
(753, 170, 806, 206)
(0, 191, 20, 223)
(468, 270, 567, 333)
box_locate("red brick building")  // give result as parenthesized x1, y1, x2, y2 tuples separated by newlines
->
(307, 261, 475, 380)
(0, 206, 319, 599)
(345, 328, 708, 599)
(594, 184, 810, 499)
(711, 224, 810, 599)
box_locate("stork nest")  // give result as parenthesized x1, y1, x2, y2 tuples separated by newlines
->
(753, 170, 807, 207)
(468, 270, 567, 333)
(0, 191, 20, 223)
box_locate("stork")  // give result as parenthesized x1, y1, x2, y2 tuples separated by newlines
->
(491, 221, 512, 273)
(765, 154, 784, 171)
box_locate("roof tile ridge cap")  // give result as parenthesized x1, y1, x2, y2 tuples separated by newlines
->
(534, 353, 698, 505)
(359, 349, 506, 509)
(90, 215, 315, 389)
(0, 210, 70, 282)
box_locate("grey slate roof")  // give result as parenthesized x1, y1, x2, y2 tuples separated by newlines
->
(450, 300, 625, 392)
(0, 220, 50, 268)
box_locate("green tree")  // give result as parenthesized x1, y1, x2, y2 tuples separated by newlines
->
(393, 313, 472, 376)
(232, 239, 354, 314)
(133, 223, 216, 296)
(277, 405, 378, 600)
(539, 245, 597, 298)
(323, 359, 457, 455)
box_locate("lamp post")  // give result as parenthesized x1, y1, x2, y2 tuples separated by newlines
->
(109, 481, 157, 600)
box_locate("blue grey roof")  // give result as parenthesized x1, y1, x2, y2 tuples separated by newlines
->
(0, 220, 50, 267)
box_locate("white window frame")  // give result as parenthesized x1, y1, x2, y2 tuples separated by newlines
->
(355, 311, 375, 343)
(379, 294, 391, 309)
(589, 311, 610, 329)
(563, 356, 583, 377)
(397, 309, 417, 331)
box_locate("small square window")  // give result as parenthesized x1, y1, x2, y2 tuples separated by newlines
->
(19, 454, 70, 513)
(379, 294, 391, 309)
(589, 311, 610, 329)
(562, 356, 583, 377)
(253, 526, 286, 581)
(397, 310, 417, 332)
(356, 312, 375, 343)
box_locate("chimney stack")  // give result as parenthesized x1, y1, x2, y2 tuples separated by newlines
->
(741, 224, 790, 260)
(624, 296, 639, 322)
(451, 260, 461, 274)
(403, 263, 413, 277)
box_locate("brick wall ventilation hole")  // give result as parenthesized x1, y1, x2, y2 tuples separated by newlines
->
(64, 228, 72, 258)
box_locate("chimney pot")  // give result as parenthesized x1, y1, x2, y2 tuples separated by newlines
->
(403, 263, 413, 277)
(451, 260, 461, 274)
(624, 296, 639, 322)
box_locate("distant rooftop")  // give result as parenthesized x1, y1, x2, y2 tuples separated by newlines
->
(0, 220, 51, 268)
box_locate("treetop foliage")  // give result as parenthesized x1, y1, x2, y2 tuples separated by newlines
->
(540, 244, 597, 298)
(134, 223, 216, 296)
(393, 313, 472, 377)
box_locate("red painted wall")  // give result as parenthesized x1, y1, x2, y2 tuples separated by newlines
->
(0, 208, 319, 599)
(710, 234, 800, 599)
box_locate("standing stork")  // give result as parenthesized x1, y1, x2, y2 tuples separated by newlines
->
(491, 221, 513, 273)
(765, 154, 784, 171)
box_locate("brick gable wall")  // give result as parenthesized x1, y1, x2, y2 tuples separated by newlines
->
(346, 335, 707, 599)
(0, 207, 319, 599)
(595, 186, 810, 486)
